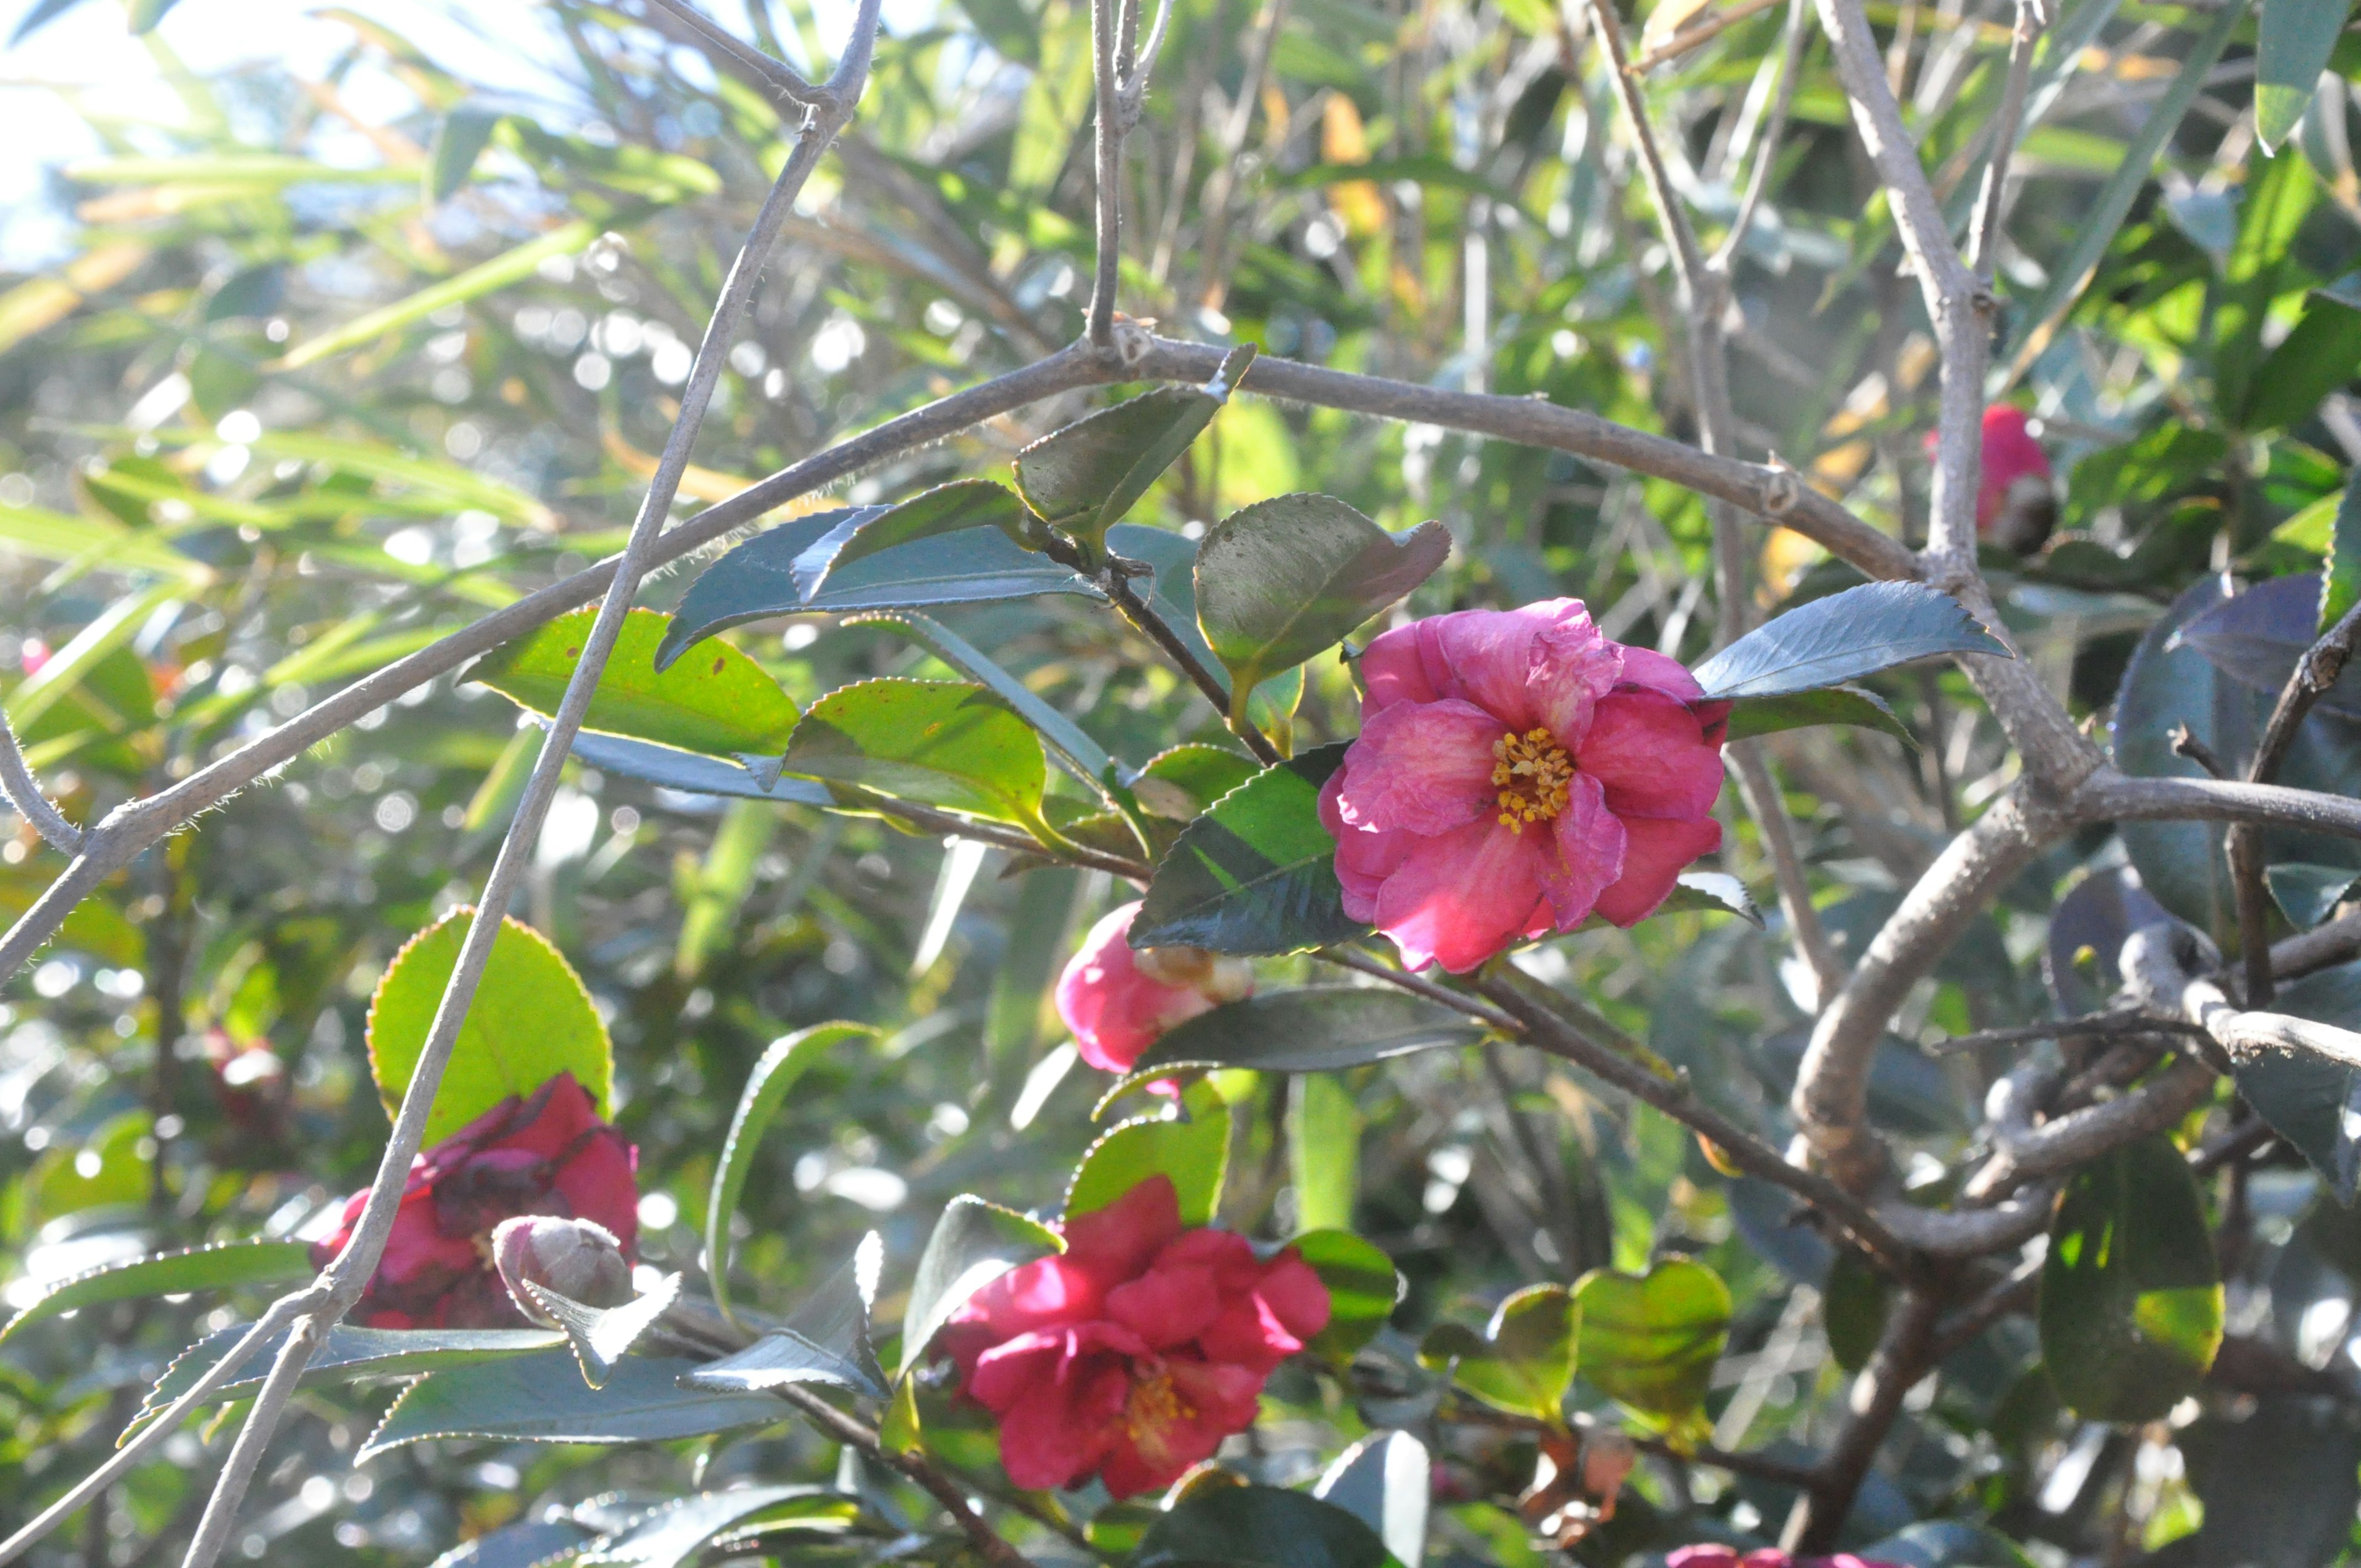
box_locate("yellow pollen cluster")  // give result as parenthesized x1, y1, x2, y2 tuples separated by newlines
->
(1492, 727, 1574, 832)
(1126, 1368, 1196, 1438)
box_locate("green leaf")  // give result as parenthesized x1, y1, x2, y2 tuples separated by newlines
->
(799, 521, 1101, 616)
(706, 1023, 877, 1328)
(2268, 862, 2361, 927)
(676, 799, 779, 979)
(2326, 466, 2361, 632)
(1133, 743, 1368, 954)
(526, 1272, 682, 1390)
(1723, 685, 1920, 751)
(9, 0, 98, 46)
(577, 1488, 852, 1568)
(653, 511, 850, 670)
(851, 609, 1117, 786)
(686, 1233, 887, 1400)
(1418, 1283, 1579, 1421)
(2240, 294, 2361, 432)
(280, 218, 599, 370)
(1313, 1431, 1430, 1568)
(1573, 1259, 1732, 1428)
(1066, 1081, 1231, 1225)
(427, 105, 503, 204)
(2039, 1134, 2224, 1421)
(470, 606, 799, 758)
(0, 1240, 314, 1351)
(1824, 1248, 1892, 1374)
(1656, 871, 1767, 927)
(1108, 988, 1489, 1105)
(139, 1324, 564, 1434)
(360, 1351, 783, 1460)
(777, 679, 1050, 833)
(2255, 0, 2350, 151)
(1111, 521, 1307, 736)
(1292, 1229, 1399, 1361)
(900, 1195, 1064, 1380)
(1013, 346, 1255, 560)
(366, 909, 612, 1144)
(813, 479, 1037, 575)
(564, 729, 831, 806)
(1195, 495, 1449, 718)
(2232, 961, 2361, 1200)
(427, 1519, 592, 1568)
(1692, 582, 2010, 699)
(128, 0, 181, 31)
(1129, 1484, 1403, 1568)
(1131, 744, 1260, 820)
(1999, 0, 2250, 380)
(1291, 1073, 1361, 1234)
(2178, 574, 2361, 717)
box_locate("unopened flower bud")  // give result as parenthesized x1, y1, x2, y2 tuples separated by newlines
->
(492, 1215, 633, 1323)
(1056, 902, 1257, 1073)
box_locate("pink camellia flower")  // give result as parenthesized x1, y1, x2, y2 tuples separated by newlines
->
(309, 1071, 638, 1329)
(1319, 599, 1728, 973)
(1926, 406, 2055, 554)
(939, 1174, 1331, 1499)
(1667, 1548, 1902, 1568)
(1057, 901, 1254, 1074)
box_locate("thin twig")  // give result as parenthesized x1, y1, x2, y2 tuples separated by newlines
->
(769, 1385, 1035, 1567)
(1312, 946, 1522, 1030)
(1964, 0, 2044, 275)
(0, 711, 82, 855)
(1925, 1261, 2039, 1363)
(1628, 0, 1787, 72)
(639, 0, 833, 111)
(2169, 722, 2231, 780)
(1924, 1008, 2213, 1055)
(1782, 1288, 1940, 1550)
(1189, 0, 1291, 310)
(152, 18, 887, 1568)
(1729, 745, 1845, 1004)
(1085, 0, 1125, 345)
(1099, 566, 1282, 763)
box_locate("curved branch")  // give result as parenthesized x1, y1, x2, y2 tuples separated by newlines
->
(0, 713, 81, 856)
(2125, 921, 2361, 1071)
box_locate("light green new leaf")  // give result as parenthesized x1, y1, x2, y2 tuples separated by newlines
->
(778, 678, 1050, 833)
(1419, 1283, 1580, 1421)
(469, 606, 799, 758)
(1195, 494, 1450, 722)
(366, 909, 612, 1142)
(1573, 1259, 1733, 1429)
(1066, 1081, 1231, 1225)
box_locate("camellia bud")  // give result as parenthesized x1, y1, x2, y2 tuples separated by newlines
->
(492, 1215, 634, 1323)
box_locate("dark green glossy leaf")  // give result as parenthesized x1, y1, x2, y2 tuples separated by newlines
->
(2180, 574, 2361, 717)
(1112, 522, 1306, 734)
(1195, 495, 1449, 716)
(1131, 744, 1260, 820)
(472, 606, 799, 756)
(1133, 743, 1367, 954)
(1106, 988, 1487, 1106)
(140, 1323, 563, 1434)
(1573, 1259, 1731, 1428)
(2256, 0, 2349, 149)
(0, 1240, 314, 1350)
(2116, 579, 2255, 940)
(2157, 1396, 2361, 1568)
(1723, 684, 1920, 750)
(1066, 1081, 1230, 1225)
(2232, 961, 2361, 1200)
(1418, 1283, 1578, 1421)
(1129, 1483, 1403, 1568)
(899, 1195, 1064, 1380)
(1313, 1431, 1430, 1567)
(2044, 869, 2171, 1015)
(1824, 1248, 1891, 1374)
(818, 479, 1036, 574)
(778, 679, 1048, 833)
(706, 1023, 877, 1327)
(426, 1519, 591, 1568)
(2269, 861, 2361, 927)
(1692, 582, 2010, 699)
(527, 1272, 681, 1390)
(563, 729, 832, 806)
(360, 1351, 782, 1460)
(1292, 1229, 1399, 1361)
(575, 1487, 848, 1568)
(2328, 468, 2361, 634)
(686, 1233, 887, 1399)
(800, 524, 1102, 614)
(2038, 1134, 2223, 1422)
(2242, 294, 2361, 432)
(654, 510, 866, 670)
(1013, 346, 1254, 558)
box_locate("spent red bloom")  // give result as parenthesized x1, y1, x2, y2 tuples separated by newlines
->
(310, 1071, 638, 1329)
(1320, 599, 1728, 973)
(1057, 901, 1253, 1074)
(939, 1174, 1331, 1498)
(1667, 1548, 1903, 1568)
(1926, 406, 2055, 554)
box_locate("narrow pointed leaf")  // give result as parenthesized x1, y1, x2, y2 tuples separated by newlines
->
(654, 510, 866, 670)
(428, 105, 504, 204)
(562, 729, 831, 805)
(684, 1233, 886, 1398)
(900, 1196, 1064, 1380)
(2328, 469, 2361, 632)
(527, 1272, 682, 1389)
(2256, 0, 2349, 151)
(138, 1323, 563, 1435)
(1723, 684, 1920, 750)
(360, 1351, 781, 1460)
(0, 1240, 314, 1350)
(1013, 346, 1255, 556)
(577, 1487, 848, 1568)
(813, 479, 1036, 575)
(1106, 988, 1487, 1106)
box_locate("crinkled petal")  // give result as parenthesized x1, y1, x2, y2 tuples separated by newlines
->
(1577, 689, 1726, 820)
(1613, 647, 1708, 703)
(1332, 699, 1504, 836)
(1540, 772, 1624, 930)
(993, 1352, 1129, 1491)
(1592, 814, 1724, 927)
(1105, 1263, 1224, 1349)
(1061, 1174, 1184, 1281)
(1321, 772, 1409, 922)
(1370, 817, 1556, 973)
(1525, 609, 1624, 742)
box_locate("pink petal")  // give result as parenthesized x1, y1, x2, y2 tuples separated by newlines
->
(1321, 772, 1409, 922)
(1370, 817, 1557, 973)
(1332, 699, 1504, 836)
(1577, 689, 1727, 820)
(1525, 609, 1625, 741)
(1592, 814, 1724, 927)
(1356, 620, 1444, 715)
(992, 1353, 1129, 1491)
(1359, 601, 1618, 734)
(1105, 1263, 1224, 1349)
(1256, 1253, 1334, 1340)
(1538, 772, 1625, 929)
(1614, 647, 1708, 702)
(1062, 1173, 1184, 1281)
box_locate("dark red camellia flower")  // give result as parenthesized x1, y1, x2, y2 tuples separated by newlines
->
(939, 1174, 1331, 1499)
(1926, 405, 2055, 555)
(1668, 1546, 1903, 1568)
(310, 1071, 638, 1329)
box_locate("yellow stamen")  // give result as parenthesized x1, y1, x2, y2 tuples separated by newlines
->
(1491, 727, 1574, 833)
(1126, 1366, 1197, 1442)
